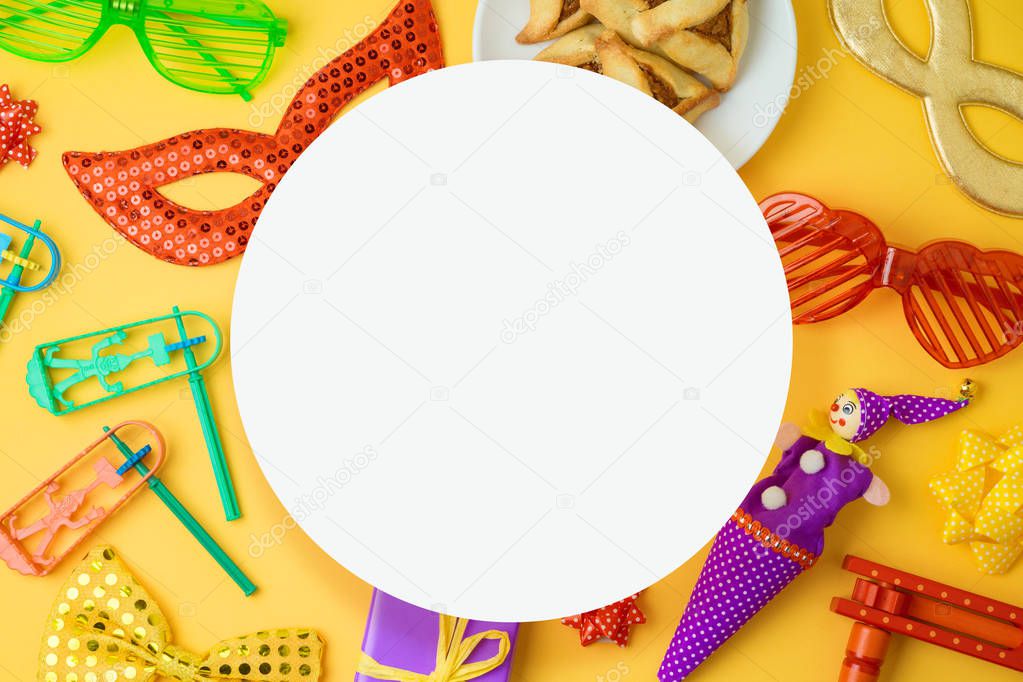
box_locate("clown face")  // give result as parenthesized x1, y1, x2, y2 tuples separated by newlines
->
(829, 389, 861, 440)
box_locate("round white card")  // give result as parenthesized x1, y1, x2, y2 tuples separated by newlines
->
(232, 60, 792, 622)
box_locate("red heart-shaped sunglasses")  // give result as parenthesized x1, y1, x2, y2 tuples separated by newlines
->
(761, 192, 1023, 369)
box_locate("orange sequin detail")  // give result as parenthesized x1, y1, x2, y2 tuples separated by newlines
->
(731, 509, 818, 570)
(63, 1, 445, 266)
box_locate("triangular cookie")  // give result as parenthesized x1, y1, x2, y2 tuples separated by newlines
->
(536, 26, 719, 121)
(518, 0, 595, 43)
(581, 0, 749, 90)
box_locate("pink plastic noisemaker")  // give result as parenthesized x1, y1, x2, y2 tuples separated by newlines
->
(0, 421, 164, 576)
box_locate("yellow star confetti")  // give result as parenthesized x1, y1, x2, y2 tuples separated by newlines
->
(930, 426, 1023, 575)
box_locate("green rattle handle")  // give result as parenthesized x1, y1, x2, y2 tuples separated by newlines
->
(0, 220, 38, 326)
(172, 305, 240, 521)
(103, 426, 256, 596)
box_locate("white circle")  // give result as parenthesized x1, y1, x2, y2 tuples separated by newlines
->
(232, 60, 791, 621)
(472, 0, 798, 169)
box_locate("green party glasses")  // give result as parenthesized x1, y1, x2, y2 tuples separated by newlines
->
(0, 0, 287, 100)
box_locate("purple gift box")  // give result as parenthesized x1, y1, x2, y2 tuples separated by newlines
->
(354, 589, 519, 682)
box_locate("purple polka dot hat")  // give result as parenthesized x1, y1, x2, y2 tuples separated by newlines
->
(852, 388, 969, 442)
(658, 385, 971, 681)
(658, 519, 804, 681)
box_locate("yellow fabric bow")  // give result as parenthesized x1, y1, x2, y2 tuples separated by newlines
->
(356, 614, 510, 682)
(804, 410, 872, 466)
(929, 428, 1023, 575)
(38, 546, 324, 682)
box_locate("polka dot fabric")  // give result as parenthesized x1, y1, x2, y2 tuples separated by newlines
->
(852, 388, 968, 442)
(929, 427, 1023, 574)
(658, 513, 807, 681)
(40, 546, 325, 682)
(958, 428, 1005, 471)
(0, 83, 40, 169)
(62, 1, 445, 266)
(562, 594, 646, 647)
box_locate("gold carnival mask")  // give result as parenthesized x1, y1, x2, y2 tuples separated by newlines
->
(829, 0, 1023, 218)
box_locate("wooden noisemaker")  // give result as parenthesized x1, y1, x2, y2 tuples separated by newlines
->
(831, 556, 1023, 681)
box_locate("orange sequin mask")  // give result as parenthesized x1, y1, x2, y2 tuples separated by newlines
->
(63, 1, 444, 266)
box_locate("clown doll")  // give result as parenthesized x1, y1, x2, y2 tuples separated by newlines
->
(658, 382, 975, 682)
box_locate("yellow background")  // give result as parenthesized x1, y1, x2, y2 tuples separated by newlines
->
(2, 0, 1023, 680)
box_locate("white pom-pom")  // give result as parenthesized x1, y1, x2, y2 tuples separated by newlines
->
(761, 485, 787, 510)
(800, 449, 826, 474)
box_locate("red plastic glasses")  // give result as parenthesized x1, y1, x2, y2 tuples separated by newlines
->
(760, 192, 1023, 369)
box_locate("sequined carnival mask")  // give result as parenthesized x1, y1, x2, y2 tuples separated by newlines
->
(63, 0, 444, 266)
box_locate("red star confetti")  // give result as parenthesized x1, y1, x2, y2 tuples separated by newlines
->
(562, 593, 646, 647)
(0, 84, 41, 169)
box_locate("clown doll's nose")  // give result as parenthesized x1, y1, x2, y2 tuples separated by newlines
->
(831, 403, 839, 411)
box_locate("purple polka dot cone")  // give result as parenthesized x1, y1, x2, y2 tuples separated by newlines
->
(658, 520, 806, 681)
(852, 388, 967, 442)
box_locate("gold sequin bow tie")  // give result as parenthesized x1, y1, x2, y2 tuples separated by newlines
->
(929, 427, 1023, 575)
(39, 547, 324, 682)
(356, 614, 510, 682)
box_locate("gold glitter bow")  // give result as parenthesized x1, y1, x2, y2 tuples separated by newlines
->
(356, 614, 510, 682)
(929, 427, 1023, 575)
(38, 546, 324, 682)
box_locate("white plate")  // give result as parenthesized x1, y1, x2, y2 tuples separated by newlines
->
(472, 0, 798, 169)
(233, 60, 792, 621)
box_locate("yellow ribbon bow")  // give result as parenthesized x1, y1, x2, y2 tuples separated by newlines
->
(929, 429, 1023, 575)
(39, 546, 324, 682)
(356, 614, 510, 682)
